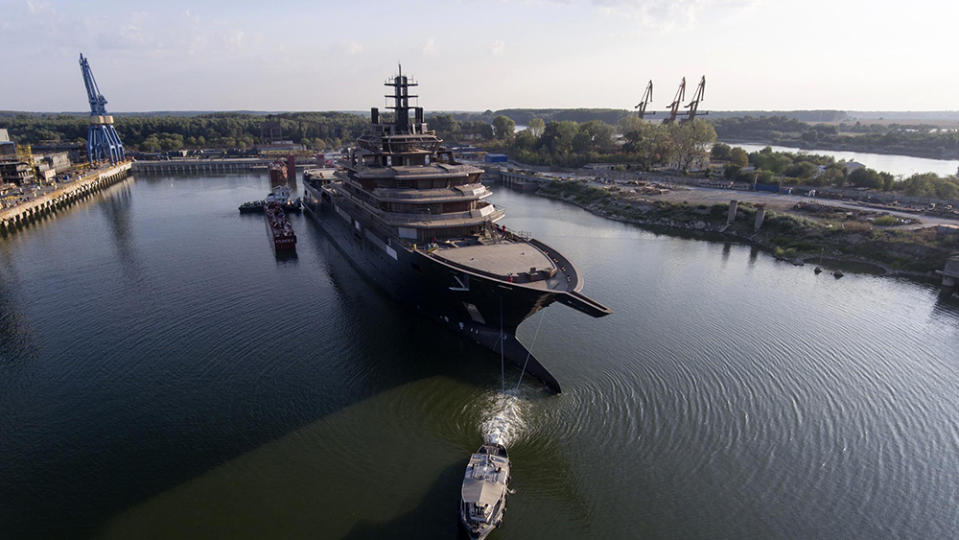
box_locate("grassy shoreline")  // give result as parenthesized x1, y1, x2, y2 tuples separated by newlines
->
(531, 179, 958, 279)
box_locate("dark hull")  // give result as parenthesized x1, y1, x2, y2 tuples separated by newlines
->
(239, 201, 302, 214)
(303, 182, 563, 392)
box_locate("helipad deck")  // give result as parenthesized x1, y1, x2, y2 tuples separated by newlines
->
(434, 242, 555, 278)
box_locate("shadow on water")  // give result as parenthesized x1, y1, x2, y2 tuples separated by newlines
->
(99, 182, 146, 282)
(0, 267, 36, 366)
(720, 242, 732, 268)
(0, 206, 545, 539)
(933, 288, 959, 318)
(342, 462, 465, 540)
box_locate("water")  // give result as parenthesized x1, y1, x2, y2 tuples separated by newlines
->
(728, 142, 959, 178)
(479, 391, 528, 448)
(1, 174, 958, 539)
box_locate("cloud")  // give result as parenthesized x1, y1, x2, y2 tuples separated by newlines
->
(490, 40, 505, 56)
(422, 38, 437, 56)
(226, 30, 245, 49)
(551, 0, 760, 27)
(96, 12, 155, 51)
(25, 0, 55, 16)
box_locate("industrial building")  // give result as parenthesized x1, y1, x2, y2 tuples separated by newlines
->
(33, 142, 85, 163)
(0, 129, 76, 185)
(0, 161, 36, 186)
(0, 129, 15, 160)
(35, 152, 72, 182)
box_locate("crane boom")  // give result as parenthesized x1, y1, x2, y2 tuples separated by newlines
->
(635, 80, 655, 119)
(681, 75, 707, 124)
(79, 53, 124, 164)
(663, 77, 686, 124)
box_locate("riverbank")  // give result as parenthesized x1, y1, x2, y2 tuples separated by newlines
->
(532, 179, 959, 279)
(721, 137, 959, 165)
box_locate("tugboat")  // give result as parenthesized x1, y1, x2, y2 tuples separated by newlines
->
(301, 67, 611, 392)
(239, 200, 264, 214)
(459, 443, 510, 539)
(239, 185, 301, 214)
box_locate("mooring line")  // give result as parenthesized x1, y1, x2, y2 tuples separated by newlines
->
(514, 313, 546, 392)
(499, 295, 505, 394)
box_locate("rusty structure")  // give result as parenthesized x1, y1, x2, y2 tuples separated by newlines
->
(662, 77, 686, 124)
(635, 80, 655, 119)
(681, 76, 707, 124)
(659, 76, 708, 124)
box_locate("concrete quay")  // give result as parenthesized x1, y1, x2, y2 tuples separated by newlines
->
(132, 158, 268, 174)
(0, 161, 132, 234)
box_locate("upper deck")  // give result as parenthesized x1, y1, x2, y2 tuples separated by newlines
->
(431, 242, 564, 290)
(351, 162, 481, 181)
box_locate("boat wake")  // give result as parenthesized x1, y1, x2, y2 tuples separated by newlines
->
(480, 390, 528, 448)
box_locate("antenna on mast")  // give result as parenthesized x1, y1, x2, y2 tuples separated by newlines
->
(384, 65, 419, 134)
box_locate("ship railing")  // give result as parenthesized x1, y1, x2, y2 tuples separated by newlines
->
(526, 236, 580, 291)
(377, 208, 501, 223)
(328, 186, 397, 240)
(373, 185, 490, 200)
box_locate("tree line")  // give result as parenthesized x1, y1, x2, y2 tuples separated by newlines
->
(0, 111, 494, 152)
(711, 116, 959, 160)
(488, 114, 717, 170)
(712, 143, 959, 200)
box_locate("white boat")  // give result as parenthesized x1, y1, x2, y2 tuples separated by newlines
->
(459, 442, 510, 539)
(265, 185, 292, 205)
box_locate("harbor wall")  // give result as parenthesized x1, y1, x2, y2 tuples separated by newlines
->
(0, 161, 132, 234)
(132, 158, 268, 174)
(483, 167, 542, 192)
(131, 158, 321, 175)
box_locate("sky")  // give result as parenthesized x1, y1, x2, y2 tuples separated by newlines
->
(1, 0, 957, 112)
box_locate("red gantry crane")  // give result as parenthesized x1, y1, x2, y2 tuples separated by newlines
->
(681, 76, 707, 124)
(662, 77, 686, 124)
(635, 80, 655, 119)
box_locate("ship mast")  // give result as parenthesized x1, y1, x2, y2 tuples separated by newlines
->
(384, 64, 425, 134)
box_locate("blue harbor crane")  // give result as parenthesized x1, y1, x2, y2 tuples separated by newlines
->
(79, 53, 124, 164)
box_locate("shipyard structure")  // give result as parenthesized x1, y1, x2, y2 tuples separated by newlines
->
(303, 68, 611, 391)
(1, 54, 130, 232)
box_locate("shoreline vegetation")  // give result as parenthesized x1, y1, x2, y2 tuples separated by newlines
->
(526, 178, 958, 279)
(479, 115, 959, 278)
(5, 109, 959, 163)
(480, 113, 959, 202)
(711, 116, 959, 162)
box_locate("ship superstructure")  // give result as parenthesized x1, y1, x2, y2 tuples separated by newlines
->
(303, 67, 610, 391)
